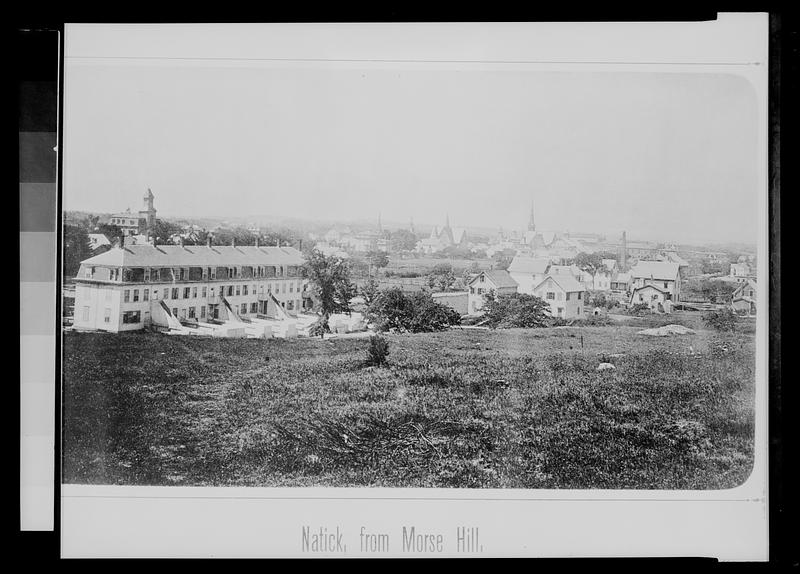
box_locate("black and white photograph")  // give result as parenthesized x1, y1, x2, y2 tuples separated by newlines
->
(54, 18, 773, 558)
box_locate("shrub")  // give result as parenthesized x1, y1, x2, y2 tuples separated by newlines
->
(575, 314, 613, 327)
(364, 335, 390, 367)
(368, 287, 461, 333)
(703, 308, 737, 332)
(482, 292, 550, 328)
(630, 302, 651, 315)
(308, 317, 330, 338)
(588, 291, 609, 308)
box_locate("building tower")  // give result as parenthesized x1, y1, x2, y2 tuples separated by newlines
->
(528, 200, 536, 232)
(139, 188, 157, 238)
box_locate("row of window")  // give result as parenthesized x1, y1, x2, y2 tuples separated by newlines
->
(640, 279, 674, 290)
(172, 299, 302, 320)
(117, 281, 303, 303)
(544, 291, 583, 301)
(90, 298, 305, 326)
(89, 265, 300, 281)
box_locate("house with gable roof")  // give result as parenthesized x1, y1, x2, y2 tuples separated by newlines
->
(531, 274, 586, 319)
(730, 279, 757, 315)
(467, 269, 518, 315)
(507, 256, 552, 295)
(629, 261, 682, 302)
(629, 284, 673, 313)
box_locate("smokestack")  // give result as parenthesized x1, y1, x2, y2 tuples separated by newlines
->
(277, 238, 281, 248)
(299, 239, 303, 251)
(621, 231, 628, 271)
(207, 236, 212, 247)
(119, 235, 125, 249)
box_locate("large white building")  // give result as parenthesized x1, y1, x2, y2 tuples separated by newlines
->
(107, 188, 158, 237)
(73, 241, 309, 332)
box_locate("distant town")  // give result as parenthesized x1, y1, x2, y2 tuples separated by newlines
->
(62, 188, 758, 337)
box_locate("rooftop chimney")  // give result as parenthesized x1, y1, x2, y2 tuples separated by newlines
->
(232, 238, 236, 248)
(255, 237, 259, 248)
(207, 236, 212, 247)
(179, 236, 184, 248)
(119, 235, 125, 249)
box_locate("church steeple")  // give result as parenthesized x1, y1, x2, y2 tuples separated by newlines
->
(528, 200, 536, 232)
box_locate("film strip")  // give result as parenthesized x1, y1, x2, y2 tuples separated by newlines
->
(19, 29, 59, 532)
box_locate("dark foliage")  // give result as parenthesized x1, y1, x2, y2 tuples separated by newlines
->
(703, 308, 737, 332)
(63, 224, 94, 277)
(368, 287, 461, 333)
(482, 292, 551, 329)
(364, 335, 390, 367)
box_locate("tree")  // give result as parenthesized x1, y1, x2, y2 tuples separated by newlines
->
(191, 228, 212, 246)
(390, 229, 418, 252)
(211, 226, 258, 246)
(492, 253, 512, 271)
(364, 335, 390, 367)
(261, 229, 298, 248)
(442, 245, 472, 259)
(573, 252, 608, 285)
(151, 219, 184, 245)
(462, 261, 480, 285)
(700, 258, 730, 275)
(366, 250, 390, 276)
(427, 263, 456, 291)
(63, 224, 94, 277)
(703, 308, 737, 331)
(481, 291, 551, 329)
(96, 222, 123, 244)
(302, 250, 358, 337)
(368, 287, 460, 333)
(685, 278, 738, 303)
(360, 277, 381, 308)
(594, 250, 619, 261)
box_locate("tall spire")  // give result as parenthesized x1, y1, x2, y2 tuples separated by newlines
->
(528, 200, 536, 232)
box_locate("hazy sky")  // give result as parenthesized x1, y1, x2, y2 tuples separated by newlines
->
(64, 63, 759, 245)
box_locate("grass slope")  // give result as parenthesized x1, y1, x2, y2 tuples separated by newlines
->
(62, 323, 755, 489)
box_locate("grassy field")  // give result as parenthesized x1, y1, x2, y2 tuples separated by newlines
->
(62, 321, 755, 489)
(385, 256, 494, 275)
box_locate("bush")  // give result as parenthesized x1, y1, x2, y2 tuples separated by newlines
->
(364, 335, 390, 367)
(368, 287, 461, 333)
(575, 314, 613, 326)
(703, 308, 737, 332)
(482, 292, 550, 329)
(308, 317, 330, 338)
(630, 302, 651, 315)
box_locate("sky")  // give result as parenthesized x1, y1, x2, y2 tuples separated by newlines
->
(64, 62, 760, 246)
